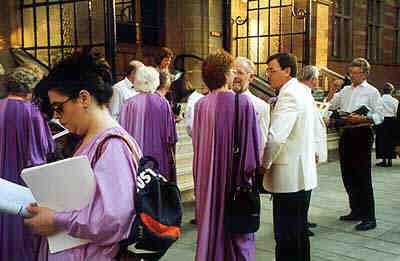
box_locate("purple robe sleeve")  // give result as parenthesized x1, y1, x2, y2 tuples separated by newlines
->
(53, 139, 136, 245)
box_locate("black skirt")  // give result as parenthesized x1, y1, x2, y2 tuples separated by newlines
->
(375, 117, 397, 159)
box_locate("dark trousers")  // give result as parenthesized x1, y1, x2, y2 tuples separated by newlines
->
(339, 126, 376, 221)
(273, 190, 310, 261)
(305, 190, 312, 225)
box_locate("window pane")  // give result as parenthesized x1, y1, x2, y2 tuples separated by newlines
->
(62, 3, 76, 46)
(92, 0, 106, 45)
(36, 6, 48, 47)
(344, 0, 351, 16)
(49, 5, 61, 46)
(23, 8, 35, 48)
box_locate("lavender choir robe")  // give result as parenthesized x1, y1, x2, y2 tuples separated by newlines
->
(192, 92, 261, 261)
(38, 127, 141, 261)
(0, 98, 55, 261)
(119, 93, 178, 182)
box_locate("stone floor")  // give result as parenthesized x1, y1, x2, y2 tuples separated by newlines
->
(162, 153, 400, 261)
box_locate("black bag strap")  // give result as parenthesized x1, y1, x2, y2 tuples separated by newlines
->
(231, 94, 257, 192)
(231, 93, 240, 189)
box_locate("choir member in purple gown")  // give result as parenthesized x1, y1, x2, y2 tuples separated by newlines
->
(26, 50, 142, 261)
(119, 66, 178, 183)
(192, 49, 261, 261)
(0, 65, 55, 261)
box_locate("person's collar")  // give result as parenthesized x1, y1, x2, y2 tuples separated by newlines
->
(124, 77, 134, 88)
(352, 80, 368, 88)
(280, 77, 297, 92)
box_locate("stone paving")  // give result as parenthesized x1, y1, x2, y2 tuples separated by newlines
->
(162, 153, 400, 261)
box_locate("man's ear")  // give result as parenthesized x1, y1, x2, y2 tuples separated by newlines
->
(283, 67, 291, 77)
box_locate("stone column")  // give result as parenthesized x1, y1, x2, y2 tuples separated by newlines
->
(311, 0, 333, 90)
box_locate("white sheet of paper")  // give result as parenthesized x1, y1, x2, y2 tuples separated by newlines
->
(21, 155, 96, 253)
(0, 178, 36, 217)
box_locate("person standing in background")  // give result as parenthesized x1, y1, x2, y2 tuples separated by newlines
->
(326, 57, 383, 231)
(0, 65, 55, 261)
(119, 66, 178, 183)
(109, 60, 144, 120)
(298, 65, 328, 237)
(233, 56, 270, 154)
(375, 82, 398, 167)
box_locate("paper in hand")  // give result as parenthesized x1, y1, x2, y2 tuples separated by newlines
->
(0, 178, 36, 217)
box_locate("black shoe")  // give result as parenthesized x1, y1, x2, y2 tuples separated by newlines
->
(355, 220, 376, 231)
(307, 229, 315, 237)
(376, 161, 387, 167)
(387, 160, 392, 167)
(190, 218, 197, 225)
(339, 213, 362, 221)
(307, 222, 317, 228)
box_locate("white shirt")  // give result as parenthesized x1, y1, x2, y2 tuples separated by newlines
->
(108, 77, 138, 120)
(243, 89, 270, 155)
(381, 94, 399, 117)
(307, 88, 328, 163)
(330, 80, 384, 125)
(184, 91, 204, 137)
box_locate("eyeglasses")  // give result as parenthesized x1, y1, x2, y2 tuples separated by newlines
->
(49, 97, 74, 115)
(230, 69, 238, 75)
(265, 67, 282, 76)
(348, 71, 364, 76)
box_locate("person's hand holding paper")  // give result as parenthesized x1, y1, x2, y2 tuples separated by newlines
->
(25, 203, 58, 236)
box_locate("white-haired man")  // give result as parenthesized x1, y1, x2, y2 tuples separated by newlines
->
(298, 65, 328, 237)
(233, 56, 270, 154)
(109, 60, 144, 119)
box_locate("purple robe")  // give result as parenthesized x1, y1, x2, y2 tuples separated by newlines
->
(119, 93, 178, 182)
(0, 98, 55, 261)
(38, 127, 141, 261)
(192, 92, 261, 261)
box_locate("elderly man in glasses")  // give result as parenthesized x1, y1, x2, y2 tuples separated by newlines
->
(326, 57, 383, 231)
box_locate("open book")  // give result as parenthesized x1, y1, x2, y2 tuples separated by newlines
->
(21, 156, 96, 254)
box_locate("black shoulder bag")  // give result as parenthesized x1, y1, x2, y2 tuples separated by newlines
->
(224, 93, 261, 234)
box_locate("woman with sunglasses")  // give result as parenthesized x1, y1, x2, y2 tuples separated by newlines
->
(26, 50, 142, 261)
(0, 64, 55, 261)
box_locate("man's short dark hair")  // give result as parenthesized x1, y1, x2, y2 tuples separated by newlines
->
(266, 53, 297, 77)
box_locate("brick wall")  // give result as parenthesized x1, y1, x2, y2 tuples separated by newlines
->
(327, 0, 400, 89)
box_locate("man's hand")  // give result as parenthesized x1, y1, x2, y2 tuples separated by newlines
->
(24, 204, 58, 236)
(345, 113, 371, 124)
(329, 80, 343, 94)
(256, 166, 271, 176)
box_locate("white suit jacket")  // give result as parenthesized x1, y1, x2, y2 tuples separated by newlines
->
(263, 78, 318, 193)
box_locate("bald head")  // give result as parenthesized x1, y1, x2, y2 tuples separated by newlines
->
(127, 60, 144, 82)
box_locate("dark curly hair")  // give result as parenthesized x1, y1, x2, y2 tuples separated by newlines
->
(33, 48, 113, 119)
(202, 49, 234, 91)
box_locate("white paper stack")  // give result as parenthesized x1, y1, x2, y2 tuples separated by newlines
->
(0, 178, 36, 217)
(21, 155, 96, 253)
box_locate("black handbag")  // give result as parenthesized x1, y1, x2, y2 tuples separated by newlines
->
(224, 93, 261, 234)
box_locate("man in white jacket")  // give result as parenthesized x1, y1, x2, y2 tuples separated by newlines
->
(262, 53, 317, 261)
(298, 65, 328, 237)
